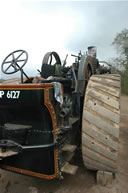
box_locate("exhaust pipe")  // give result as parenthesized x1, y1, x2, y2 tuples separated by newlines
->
(60, 107, 70, 118)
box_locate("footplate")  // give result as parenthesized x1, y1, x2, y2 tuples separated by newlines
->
(0, 148, 19, 158)
(0, 140, 22, 159)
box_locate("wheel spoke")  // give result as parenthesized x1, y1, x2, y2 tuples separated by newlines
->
(16, 51, 24, 60)
(16, 59, 26, 62)
(4, 61, 13, 64)
(12, 53, 15, 60)
(5, 62, 14, 72)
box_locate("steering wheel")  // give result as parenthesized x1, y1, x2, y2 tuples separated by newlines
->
(1, 50, 28, 74)
(41, 51, 61, 78)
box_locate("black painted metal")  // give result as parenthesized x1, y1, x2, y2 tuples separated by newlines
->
(1, 50, 30, 83)
(0, 48, 111, 179)
(0, 88, 56, 176)
(22, 142, 56, 150)
(0, 139, 56, 154)
(1, 50, 28, 74)
(77, 54, 87, 95)
(99, 61, 111, 74)
(41, 52, 62, 78)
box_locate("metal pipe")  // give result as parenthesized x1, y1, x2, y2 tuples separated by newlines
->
(72, 66, 78, 92)
(22, 142, 55, 150)
(60, 107, 70, 118)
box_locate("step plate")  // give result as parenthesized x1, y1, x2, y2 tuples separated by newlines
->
(62, 144, 77, 153)
(61, 162, 78, 175)
(0, 148, 18, 158)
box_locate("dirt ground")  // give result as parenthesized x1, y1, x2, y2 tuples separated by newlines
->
(0, 95, 128, 193)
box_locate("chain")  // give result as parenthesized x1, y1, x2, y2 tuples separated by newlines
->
(32, 130, 54, 134)
(0, 125, 61, 135)
(32, 129, 60, 133)
(32, 128, 60, 134)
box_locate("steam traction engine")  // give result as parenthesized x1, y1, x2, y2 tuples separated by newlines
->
(0, 47, 120, 181)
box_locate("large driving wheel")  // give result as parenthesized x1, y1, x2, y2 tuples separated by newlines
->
(82, 74, 120, 173)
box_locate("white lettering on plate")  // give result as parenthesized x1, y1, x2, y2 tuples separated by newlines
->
(0, 91, 5, 98)
(6, 91, 20, 99)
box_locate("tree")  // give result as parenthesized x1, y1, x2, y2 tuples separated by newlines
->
(112, 28, 128, 65)
(111, 28, 128, 95)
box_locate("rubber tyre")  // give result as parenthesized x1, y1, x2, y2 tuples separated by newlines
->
(82, 74, 121, 173)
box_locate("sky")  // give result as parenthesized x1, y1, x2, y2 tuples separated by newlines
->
(0, 0, 128, 79)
